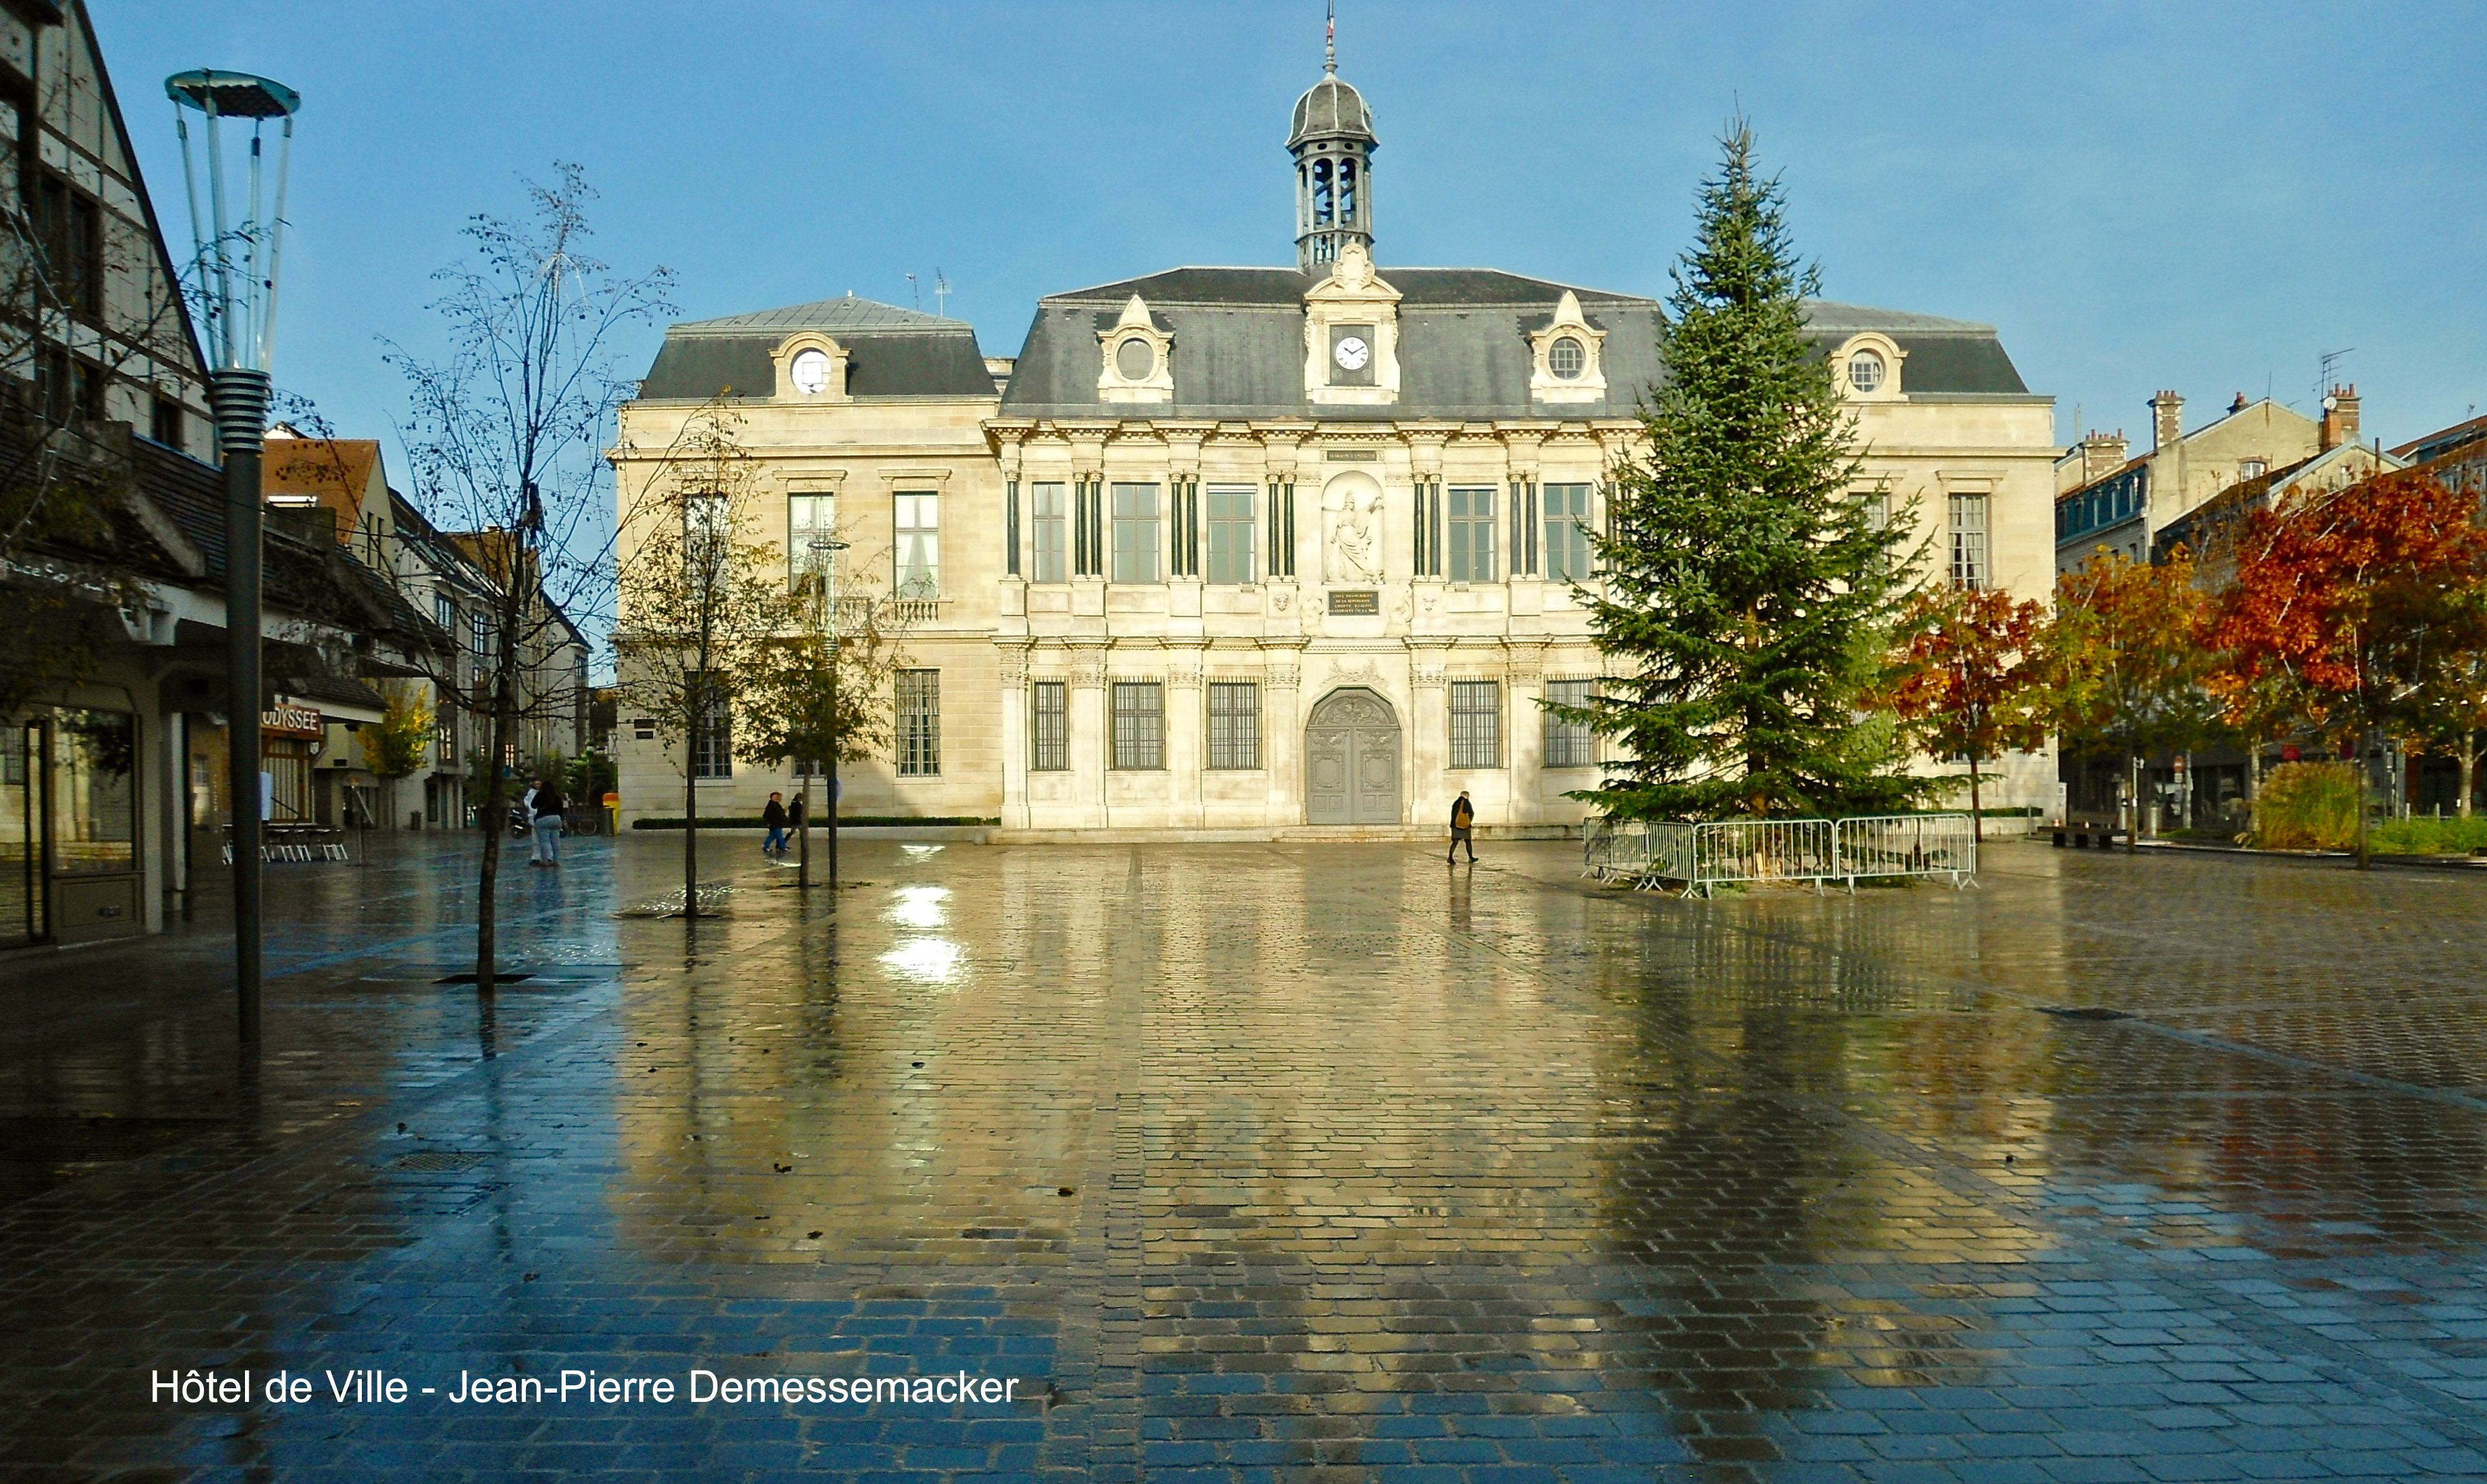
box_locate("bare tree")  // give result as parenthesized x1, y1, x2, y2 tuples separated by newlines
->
(616, 402, 795, 916)
(735, 518, 912, 887)
(384, 164, 671, 989)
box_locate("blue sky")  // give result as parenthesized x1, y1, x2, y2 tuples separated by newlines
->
(101, 1, 2486, 470)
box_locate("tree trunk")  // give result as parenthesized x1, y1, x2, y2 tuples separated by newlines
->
(2125, 752, 2139, 855)
(797, 772, 811, 888)
(683, 713, 701, 919)
(2462, 732, 2477, 821)
(2355, 726, 2373, 870)
(476, 702, 512, 992)
(1968, 755, 1983, 842)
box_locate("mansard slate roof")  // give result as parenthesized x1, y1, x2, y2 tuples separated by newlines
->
(1801, 301, 2033, 397)
(999, 266, 1669, 423)
(639, 295, 995, 401)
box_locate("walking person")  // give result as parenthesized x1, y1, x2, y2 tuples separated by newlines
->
(1447, 789, 1477, 863)
(528, 777, 565, 867)
(761, 791, 790, 858)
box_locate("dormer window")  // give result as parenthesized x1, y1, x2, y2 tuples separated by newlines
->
(790, 348, 833, 395)
(1835, 334, 1905, 399)
(1528, 292, 1607, 404)
(1847, 349, 1885, 392)
(1097, 295, 1174, 403)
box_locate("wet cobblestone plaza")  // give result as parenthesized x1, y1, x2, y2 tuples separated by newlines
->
(7, 836, 2487, 1482)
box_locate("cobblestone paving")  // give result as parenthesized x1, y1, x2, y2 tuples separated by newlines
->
(4, 836, 2487, 1481)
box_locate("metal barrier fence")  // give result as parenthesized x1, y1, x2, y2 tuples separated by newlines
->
(1583, 813, 1977, 895)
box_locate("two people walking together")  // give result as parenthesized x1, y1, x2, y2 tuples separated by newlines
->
(760, 791, 806, 859)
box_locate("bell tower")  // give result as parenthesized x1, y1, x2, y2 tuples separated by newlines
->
(1289, 9, 1377, 273)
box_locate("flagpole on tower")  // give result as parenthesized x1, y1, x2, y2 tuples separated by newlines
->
(1326, 1, 1336, 73)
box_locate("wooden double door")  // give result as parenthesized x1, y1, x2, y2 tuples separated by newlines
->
(1304, 688, 1400, 826)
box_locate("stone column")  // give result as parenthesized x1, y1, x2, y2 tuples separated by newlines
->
(1503, 640, 1548, 827)
(1166, 646, 1205, 829)
(1262, 643, 1305, 829)
(997, 640, 1032, 831)
(1068, 640, 1109, 830)
(1410, 642, 1450, 832)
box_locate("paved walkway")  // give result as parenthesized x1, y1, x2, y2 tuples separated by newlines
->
(6, 832, 2487, 1482)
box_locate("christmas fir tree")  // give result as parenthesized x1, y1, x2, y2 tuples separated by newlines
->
(1562, 122, 1930, 821)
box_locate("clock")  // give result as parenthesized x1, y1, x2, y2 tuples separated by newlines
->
(1333, 335, 1371, 371)
(789, 348, 831, 395)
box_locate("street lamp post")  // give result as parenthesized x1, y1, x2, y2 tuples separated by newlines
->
(167, 70, 300, 1043)
(803, 539, 848, 892)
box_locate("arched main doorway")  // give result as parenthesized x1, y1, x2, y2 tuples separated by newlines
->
(1304, 687, 1400, 824)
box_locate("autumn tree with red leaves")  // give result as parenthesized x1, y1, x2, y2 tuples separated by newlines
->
(2051, 549, 2225, 852)
(2208, 471, 2487, 865)
(1885, 586, 2052, 839)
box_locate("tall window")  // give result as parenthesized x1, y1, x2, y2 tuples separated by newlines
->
(1447, 487, 1495, 582)
(895, 492, 939, 597)
(1111, 681, 1164, 769)
(1949, 492, 1989, 590)
(691, 679, 732, 778)
(1543, 679, 1596, 768)
(1207, 681, 1260, 770)
(897, 670, 941, 775)
(1030, 681, 1068, 772)
(1542, 484, 1594, 583)
(1206, 486, 1256, 584)
(434, 594, 455, 631)
(1110, 482, 1160, 583)
(1449, 681, 1501, 769)
(788, 493, 834, 593)
(1030, 482, 1068, 582)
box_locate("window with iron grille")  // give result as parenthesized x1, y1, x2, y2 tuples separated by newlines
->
(1110, 681, 1163, 770)
(1447, 486, 1495, 582)
(1030, 482, 1068, 583)
(1448, 681, 1501, 769)
(1542, 483, 1594, 582)
(896, 669, 941, 775)
(1949, 492, 1989, 590)
(1110, 482, 1160, 584)
(1542, 679, 1596, 768)
(1207, 681, 1260, 769)
(691, 678, 733, 778)
(1030, 681, 1068, 772)
(1206, 486, 1256, 584)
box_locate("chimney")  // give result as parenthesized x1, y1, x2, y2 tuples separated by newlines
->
(2081, 428, 2129, 484)
(2151, 390, 2184, 451)
(2319, 383, 2360, 452)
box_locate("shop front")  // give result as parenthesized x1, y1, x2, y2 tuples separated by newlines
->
(0, 707, 144, 948)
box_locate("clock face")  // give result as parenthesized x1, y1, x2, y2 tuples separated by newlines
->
(1333, 334, 1371, 371)
(790, 348, 831, 395)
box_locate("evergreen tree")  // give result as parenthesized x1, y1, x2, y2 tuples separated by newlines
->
(1566, 122, 1927, 821)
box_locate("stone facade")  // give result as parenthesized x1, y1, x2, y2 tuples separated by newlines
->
(612, 62, 2061, 836)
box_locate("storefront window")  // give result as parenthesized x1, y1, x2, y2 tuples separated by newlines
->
(51, 708, 134, 874)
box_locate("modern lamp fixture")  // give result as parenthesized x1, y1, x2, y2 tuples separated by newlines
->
(167, 69, 300, 1041)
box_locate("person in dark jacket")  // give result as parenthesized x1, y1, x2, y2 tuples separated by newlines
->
(1448, 790, 1476, 862)
(761, 793, 790, 857)
(528, 778, 566, 867)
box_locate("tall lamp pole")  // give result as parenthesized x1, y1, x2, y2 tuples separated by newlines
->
(804, 538, 847, 891)
(167, 71, 300, 1041)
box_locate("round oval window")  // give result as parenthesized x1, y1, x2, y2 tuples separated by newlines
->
(1115, 337, 1155, 379)
(1847, 349, 1885, 392)
(1548, 336, 1586, 379)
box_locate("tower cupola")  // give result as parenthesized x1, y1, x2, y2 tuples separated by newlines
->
(1289, 14, 1377, 273)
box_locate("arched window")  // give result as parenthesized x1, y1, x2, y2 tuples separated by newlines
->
(1339, 159, 1357, 223)
(1313, 159, 1332, 225)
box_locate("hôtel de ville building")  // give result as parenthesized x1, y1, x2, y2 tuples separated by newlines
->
(612, 44, 2060, 837)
